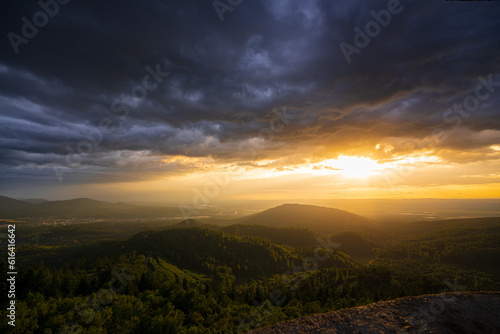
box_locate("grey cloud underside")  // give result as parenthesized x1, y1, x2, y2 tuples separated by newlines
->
(1, 0, 500, 185)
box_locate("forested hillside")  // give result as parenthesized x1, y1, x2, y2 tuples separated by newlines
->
(1, 209, 499, 333)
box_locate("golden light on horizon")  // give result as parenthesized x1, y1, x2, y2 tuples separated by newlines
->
(323, 155, 382, 178)
(109, 151, 500, 203)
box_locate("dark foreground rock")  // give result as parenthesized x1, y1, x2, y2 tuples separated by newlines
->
(250, 291, 500, 334)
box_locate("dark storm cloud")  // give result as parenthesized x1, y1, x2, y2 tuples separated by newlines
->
(1, 0, 500, 187)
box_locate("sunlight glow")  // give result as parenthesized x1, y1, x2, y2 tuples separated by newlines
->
(324, 155, 382, 178)
(336, 155, 381, 178)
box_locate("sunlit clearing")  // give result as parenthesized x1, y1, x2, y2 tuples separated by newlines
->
(327, 155, 382, 178)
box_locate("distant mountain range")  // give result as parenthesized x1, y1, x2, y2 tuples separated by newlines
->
(17, 198, 50, 204)
(0, 195, 180, 219)
(0, 196, 382, 235)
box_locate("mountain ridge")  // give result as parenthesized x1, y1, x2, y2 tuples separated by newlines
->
(0, 195, 180, 218)
(232, 203, 377, 235)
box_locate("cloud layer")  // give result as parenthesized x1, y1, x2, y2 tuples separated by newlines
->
(1, 0, 500, 198)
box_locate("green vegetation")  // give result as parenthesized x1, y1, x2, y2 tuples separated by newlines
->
(219, 224, 317, 249)
(1, 202, 499, 333)
(329, 231, 380, 257)
(372, 223, 500, 287)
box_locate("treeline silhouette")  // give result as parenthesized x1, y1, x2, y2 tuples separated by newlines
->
(1, 216, 499, 333)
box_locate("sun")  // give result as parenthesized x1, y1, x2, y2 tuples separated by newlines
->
(328, 155, 381, 178)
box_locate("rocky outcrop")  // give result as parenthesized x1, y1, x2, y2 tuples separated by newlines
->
(250, 291, 500, 333)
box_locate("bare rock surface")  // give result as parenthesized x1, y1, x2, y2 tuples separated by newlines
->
(250, 291, 500, 334)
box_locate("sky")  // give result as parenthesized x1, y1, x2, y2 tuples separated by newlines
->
(1, 0, 500, 205)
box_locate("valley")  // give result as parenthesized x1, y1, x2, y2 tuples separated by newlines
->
(1, 197, 499, 333)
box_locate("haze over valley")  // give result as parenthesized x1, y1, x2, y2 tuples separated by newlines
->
(2, 0, 500, 332)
